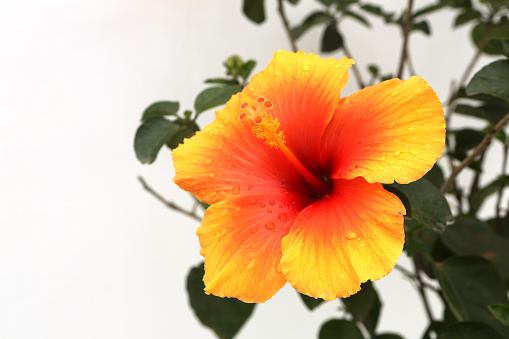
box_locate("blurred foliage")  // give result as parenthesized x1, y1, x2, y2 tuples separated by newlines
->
(135, 0, 509, 338)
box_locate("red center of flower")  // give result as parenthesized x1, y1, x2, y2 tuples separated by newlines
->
(239, 98, 330, 195)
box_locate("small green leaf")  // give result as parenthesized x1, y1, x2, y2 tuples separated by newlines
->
(390, 178, 453, 232)
(424, 163, 445, 189)
(437, 321, 504, 339)
(367, 64, 379, 77)
(204, 78, 240, 85)
(321, 22, 344, 52)
(472, 17, 509, 55)
(319, 319, 365, 339)
(466, 59, 509, 104)
(194, 85, 242, 115)
(441, 215, 509, 279)
(452, 128, 485, 156)
(292, 11, 330, 39)
(242, 0, 265, 24)
(239, 60, 257, 81)
(224, 55, 244, 77)
(134, 118, 178, 164)
(187, 263, 256, 339)
(141, 101, 179, 122)
(441, 0, 473, 8)
(344, 9, 371, 28)
(488, 38, 509, 58)
(412, 20, 431, 35)
(488, 304, 509, 327)
(434, 256, 509, 337)
(469, 175, 509, 215)
(341, 281, 381, 335)
(413, 3, 444, 18)
(454, 9, 481, 27)
(455, 103, 507, 124)
(480, 0, 509, 10)
(360, 4, 395, 23)
(298, 292, 325, 310)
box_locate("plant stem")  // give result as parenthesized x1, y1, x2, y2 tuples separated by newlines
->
(413, 259, 435, 323)
(441, 113, 509, 194)
(342, 43, 365, 88)
(394, 264, 440, 293)
(138, 176, 202, 222)
(277, 0, 298, 52)
(396, 0, 414, 79)
(496, 145, 508, 232)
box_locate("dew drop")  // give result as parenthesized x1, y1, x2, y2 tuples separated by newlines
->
(323, 194, 330, 199)
(265, 222, 275, 230)
(349, 164, 358, 170)
(260, 203, 266, 207)
(250, 198, 257, 204)
(391, 91, 399, 97)
(356, 137, 363, 144)
(278, 213, 288, 221)
(389, 122, 395, 129)
(247, 185, 253, 190)
(208, 173, 216, 178)
(276, 263, 282, 273)
(380, 156, 386, 161)
(410, 150, 420, 155)
(347, 232, 358, 240)
(250, 227, 259, 234)
(364, 146, 371, 151)
(267, 209, 272, 213)
(250, 241, 261, 249)
(409, 125, 415, 131)
(269, 199, 275, 205)
(246, 260, 255, 269)
(232, 185, 240, 194)
(394, 150, 402, 157)
(393, 139, 399, 144)
(388, 159, 396, 164)
(204, 159, 213, 165)
(294, 75, 301, 80)
(301, 65, 310, 71)
(245, 170, 250, 175)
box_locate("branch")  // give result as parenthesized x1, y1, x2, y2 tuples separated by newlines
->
(394, 264, 440, 293)
(413, 259, 435, 323)
(138, 176, 202, 222)
(277, 0, 298, 52)
(342, 43, 365, 89)
(441, 113, 509, 194)
(396, 0, 414, 79)
(496, 145, 508, 232)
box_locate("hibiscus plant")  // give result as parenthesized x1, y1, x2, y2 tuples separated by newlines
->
(134, 0, 509, 338)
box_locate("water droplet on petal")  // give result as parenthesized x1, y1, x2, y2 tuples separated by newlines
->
(250, 198, 257, 204)
(364, 146, 371, 151)
(265, 222, 275, 230)
(260, 203, 266, 208)
(323, 194, 330, 199)
(347, 232, 358, 240)
(250, 241, 261, 249)
(232, 185, 240, 194)
(269, 199, 275, 205)
(394, 151, 402, 156)
(245, 170, 250, 175)
(208, 173, 216, 178)
(294, 75, 301, 80)
(301, 65, 310, 71)
(278, 213, 287, 221)
(204, 159, 213, 165)
(393, 139, 399, 144)
(247, 260, 255, 269)
(250, 227, 258, 234)
(276, 263, 282, 273)
(380, 156, 386, 161)
(247, 185, 253, 190)
(410, 150, 420, 155)
(267, 209, 272, 213)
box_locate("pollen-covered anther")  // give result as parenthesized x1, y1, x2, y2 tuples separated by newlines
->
(238, 98, 283, 148)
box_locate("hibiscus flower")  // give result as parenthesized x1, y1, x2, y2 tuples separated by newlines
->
(172, 51, 445, 303)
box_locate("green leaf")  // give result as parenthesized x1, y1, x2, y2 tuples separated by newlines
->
(360, 4, 395, 23)
(413, 3, 445, 18)
(488, 304, 509, 327)
(373, 334, 404, 339)
(239, 60, 257, 81)
(224, 55, 244, 77)
(341, 281, 381, 335)
(488, 38, 509, 57)
(480, 0, 509, 10)
(292, 11, 330, 39)
(454, 9, 481, 27)
(367, 64, 379, 77)
(455, 103, 507, 124)
(452, 128, 485, 155)
(466, 59, 509, 104)
(441, 0, 472, 8)
(424, 163, 445, 189)
(141, 101, 179, 122)
(166, 119, 199, 149)
(344, 9, 371, 28)
(321, 22, 344, 52)
(242, 0, 265, 24)
(437, 321, 504, 339)
(194, 85, 242, 115)
(298, 292, 325, 310)
(319, 319, 365, 339)
(441, 215, 509, 279)
(204, 78, 240, 86)
(412, 20, 431, 35)
(390, 178, 453, 232)
(134, 118, 178, 164)
(472, 17, 509, 55)
(469, 175, 509, 215)
(433, 256, 509, 337)
(187, 263, 256, 339)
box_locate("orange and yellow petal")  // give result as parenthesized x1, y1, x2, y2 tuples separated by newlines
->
(319, 76, 445, 184)
(280, 177, 405, 300)
(172, 93, 311, 205)
(244, 50, 354, 177)
(198, 192, 315, 303)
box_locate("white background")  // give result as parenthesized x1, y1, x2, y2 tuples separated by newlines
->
(0, 1, 502, 338)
